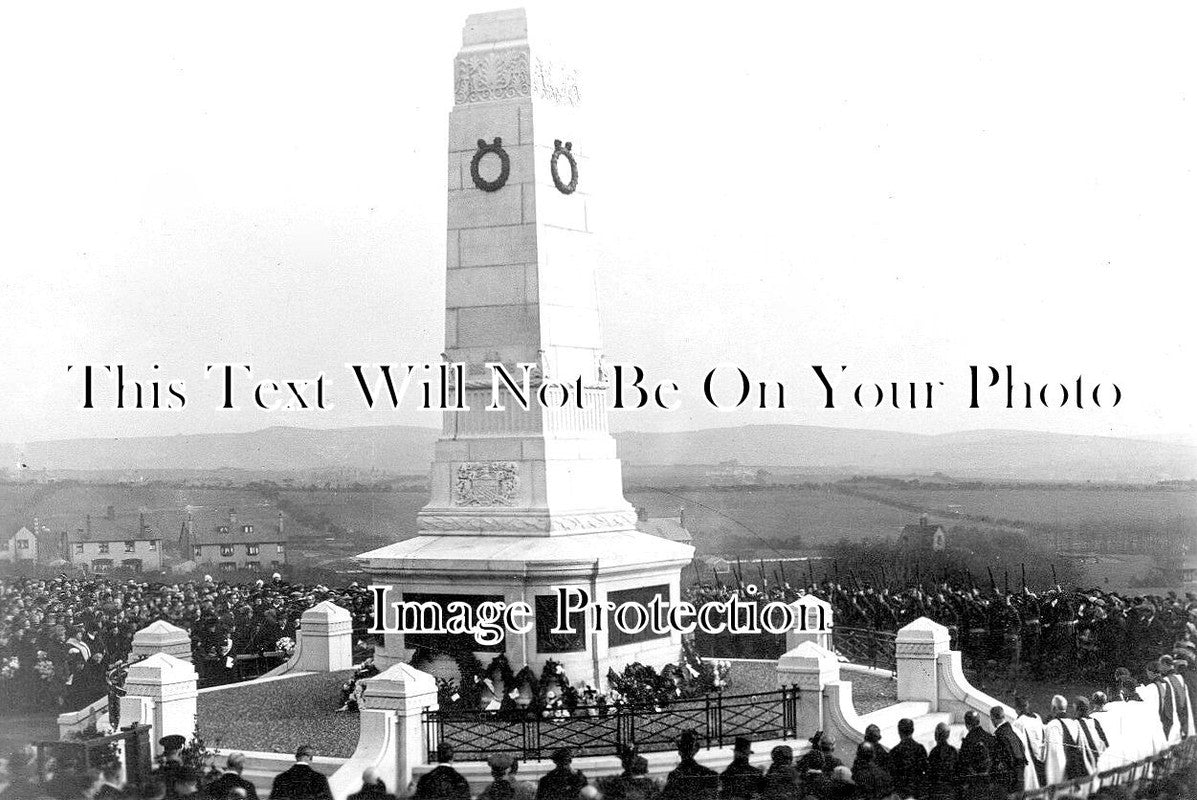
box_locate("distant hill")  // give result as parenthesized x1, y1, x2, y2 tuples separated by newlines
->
(2, 424, 1194, 482)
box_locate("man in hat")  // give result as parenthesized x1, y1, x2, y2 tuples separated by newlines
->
(536, 748, 587, 800)
(269, 744, 332, 800)
(156, 734, 188, 799)
(660, 730, 718, 800)
(718, 737, 762, 800)
(478, 755, 517, 800)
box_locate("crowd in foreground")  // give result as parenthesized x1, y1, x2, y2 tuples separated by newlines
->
(1, 672, 1195, 800)
(0, 576, 377, 709)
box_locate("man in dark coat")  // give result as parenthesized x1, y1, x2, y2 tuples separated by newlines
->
(888, 717, 928, 799)
(205, 753, 258, 800)
(958, 710, 995, 800)
(269, 745, 332, 800)
(660, 730, 718, 800)
(535, 748, 588, 800)
(718, 737, 763, 800)
(414, 743, 471, 800)
(157, 735, 189, 799)
(849, 743, 892, 800)
(990, 705, 1029, 793)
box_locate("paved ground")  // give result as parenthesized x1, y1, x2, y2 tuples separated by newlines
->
(197, 671, 359, 758)
(195, 661, 901, 758)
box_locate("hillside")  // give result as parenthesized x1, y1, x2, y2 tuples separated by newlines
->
(2, 424, 1194, 482)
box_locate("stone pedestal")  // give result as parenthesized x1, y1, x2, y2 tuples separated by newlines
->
(785, 595, 833, 652)
(293, 600, 353, 672)
(896, 617, 951, 709)
(777, 641, 840, 739)
(119, 653, 198, 752)
(330, 663, 438, 797)
(131, 620, 192, 663)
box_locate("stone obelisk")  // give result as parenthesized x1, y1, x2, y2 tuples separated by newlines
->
(359, 9, 694, 686)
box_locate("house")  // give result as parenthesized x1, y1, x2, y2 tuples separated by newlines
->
(0, 524, 40, 563)
(67, 508, 163, 573)
(900, 512, 947, 552)
(187, 507, 287, 573)
(634, 506, 693, 546)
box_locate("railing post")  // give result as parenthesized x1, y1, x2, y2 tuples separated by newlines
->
(777, 641, 840, 741)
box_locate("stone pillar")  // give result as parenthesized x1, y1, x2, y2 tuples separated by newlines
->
(351, 663, 438, 794)
(131, 620, 192, 662)
(294, 600, 353, 672)
(786, 595, 833, 651)
(119, 653, 198, 752)
(896, 617, 951, 709)
(777, 641, 840, 739)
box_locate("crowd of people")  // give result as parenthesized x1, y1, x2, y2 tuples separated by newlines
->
(0, 576, 377, 711)
(688, 579, 1197, 689)
(3, 573, 1197, 799)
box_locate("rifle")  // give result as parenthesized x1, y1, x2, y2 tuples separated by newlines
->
(987, 566, 997, 593)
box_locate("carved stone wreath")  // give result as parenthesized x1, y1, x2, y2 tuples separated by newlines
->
(550, 139, 577, 195)
(453, 462, 519, 506)
(471, 138, 511, 192)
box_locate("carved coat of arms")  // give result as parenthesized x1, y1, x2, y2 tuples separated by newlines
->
(453, 462, 519, 506)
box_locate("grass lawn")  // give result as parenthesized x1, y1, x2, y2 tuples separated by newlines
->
(197, 671, 359, 758)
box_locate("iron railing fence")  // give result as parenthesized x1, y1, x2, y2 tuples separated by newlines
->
(423, 686, 802, 762)
(693, 626, 898, 675)
(831, 627, 897, 675)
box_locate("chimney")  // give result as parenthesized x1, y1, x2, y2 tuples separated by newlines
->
(278, 510, 284, 536)
(106, 505, 115, 520)
(85, 514, 92, 537)
(679, 506, 687, 529)
(139, 511, 146, 533)
(229, 507, 237, 525)
(920, 512, 928, 527)
(635, 506, 648, 522)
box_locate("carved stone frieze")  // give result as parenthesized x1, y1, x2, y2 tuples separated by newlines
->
(454, 47, 580, 106)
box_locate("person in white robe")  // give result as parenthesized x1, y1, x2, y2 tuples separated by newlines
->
(1144, 661, 1181, 744)
(1158, 655, 1195, 739)
(1044, 694, 1097, 786)
(1011, 696, 1045, 789)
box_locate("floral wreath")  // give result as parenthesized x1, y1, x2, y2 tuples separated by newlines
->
(471, 137, 511, 192)
(550, 139, 578, 194)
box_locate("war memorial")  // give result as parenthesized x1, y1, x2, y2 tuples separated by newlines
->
(2, 8, 1195, 800)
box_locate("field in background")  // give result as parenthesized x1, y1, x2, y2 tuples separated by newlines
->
(2, 478, 1193, 588)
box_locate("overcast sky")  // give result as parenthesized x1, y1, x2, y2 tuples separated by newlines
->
(1, 2, 1194, 446)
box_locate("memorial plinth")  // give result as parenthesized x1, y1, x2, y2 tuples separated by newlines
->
(358, 9, 694, 686)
